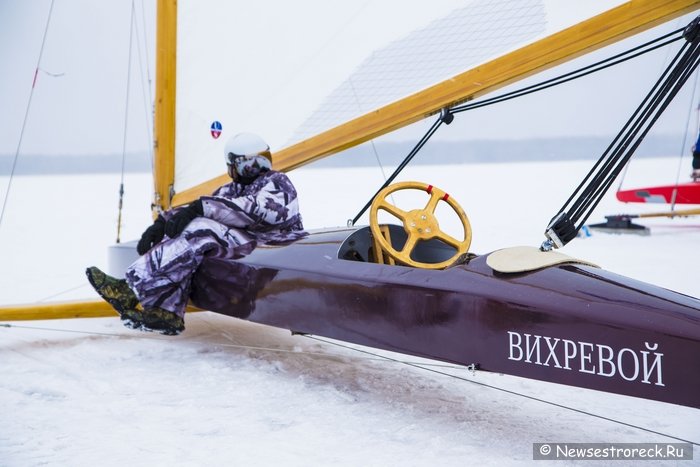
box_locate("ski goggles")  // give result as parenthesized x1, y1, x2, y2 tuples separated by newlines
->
(225, 151, 244, 166)
(227, 153, 272, 178)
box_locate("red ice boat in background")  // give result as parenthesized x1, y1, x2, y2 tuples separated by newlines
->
(617, 180, 700, 204)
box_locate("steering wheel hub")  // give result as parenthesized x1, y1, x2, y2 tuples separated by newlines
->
(405, 209, 438, 237)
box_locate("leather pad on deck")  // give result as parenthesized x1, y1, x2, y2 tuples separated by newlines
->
(486, 246, 599, 273)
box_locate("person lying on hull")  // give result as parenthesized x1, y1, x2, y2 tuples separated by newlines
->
(87, 132, 306, 335)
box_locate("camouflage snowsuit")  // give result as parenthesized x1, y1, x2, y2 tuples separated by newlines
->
(125, 170, 305, 317)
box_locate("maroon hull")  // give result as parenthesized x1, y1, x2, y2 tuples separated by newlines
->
(191, 228, 700, 409)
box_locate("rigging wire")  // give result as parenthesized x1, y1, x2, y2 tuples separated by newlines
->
(346, 75, 399, 211)
(350, 112, 449, 225)
(451, 29, 684, 114)
(617, 27, 700, 211)
(670, 69, 700, 212)
(0, 0, 56, 231)
(3, 320, 696, 446)
(302, 334, 700, 447)
(0, 322, 469, 371)
(542, 19, 700, 249)
(352, 27, 685, 227)
(348, 76, 390, 185)
(2, 312, 698, 446)
(37, 283, 91, 303)
(616, 20, 693, 201)
(116, 2, 137, 244)
(136, 0, 156, 185)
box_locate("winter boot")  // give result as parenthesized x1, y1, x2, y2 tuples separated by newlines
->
(138, 307, 185, 336)
(85, 266, 139, 315)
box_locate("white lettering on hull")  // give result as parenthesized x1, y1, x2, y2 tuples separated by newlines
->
(507, 331, 664, 387)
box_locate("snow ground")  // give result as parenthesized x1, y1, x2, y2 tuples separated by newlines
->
(1, 158, 699, 466)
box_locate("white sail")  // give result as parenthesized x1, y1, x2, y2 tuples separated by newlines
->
(174, 0, 627, 194)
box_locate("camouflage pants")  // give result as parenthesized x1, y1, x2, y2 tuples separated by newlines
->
(125, 217, 255, 316)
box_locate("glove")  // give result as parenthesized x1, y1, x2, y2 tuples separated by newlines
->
(137, 216, 166, 255)
(165, 199, 203, 238)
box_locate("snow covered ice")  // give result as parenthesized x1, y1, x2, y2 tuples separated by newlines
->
(1, 158, 699, 466)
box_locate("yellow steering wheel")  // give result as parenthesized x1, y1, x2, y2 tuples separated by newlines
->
(369, 181, 472, 269)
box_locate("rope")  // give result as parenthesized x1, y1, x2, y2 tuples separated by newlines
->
(135, 0, 156, 191)
(0, 0, 56, 231)
(543, 18, 700, 249)
(116, 2, 137, 244)
(303, 335, 700, 446)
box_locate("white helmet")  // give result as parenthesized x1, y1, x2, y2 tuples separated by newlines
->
(224, 132, 270, 164)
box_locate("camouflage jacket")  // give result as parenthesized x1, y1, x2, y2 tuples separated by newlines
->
(199, 169, 306, 245)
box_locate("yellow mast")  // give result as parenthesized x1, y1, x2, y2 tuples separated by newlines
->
(172, 0, 700, 207)
(153, 0, 177, 213)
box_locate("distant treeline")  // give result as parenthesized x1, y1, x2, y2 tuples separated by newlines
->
(306, 134, 690, 168)
(0, 135, 689, 175)
(0, 153, 152, 175)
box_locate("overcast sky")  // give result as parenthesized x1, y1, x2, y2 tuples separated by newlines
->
(1, 0, 699, 159)
(0, 0, 154, 157)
